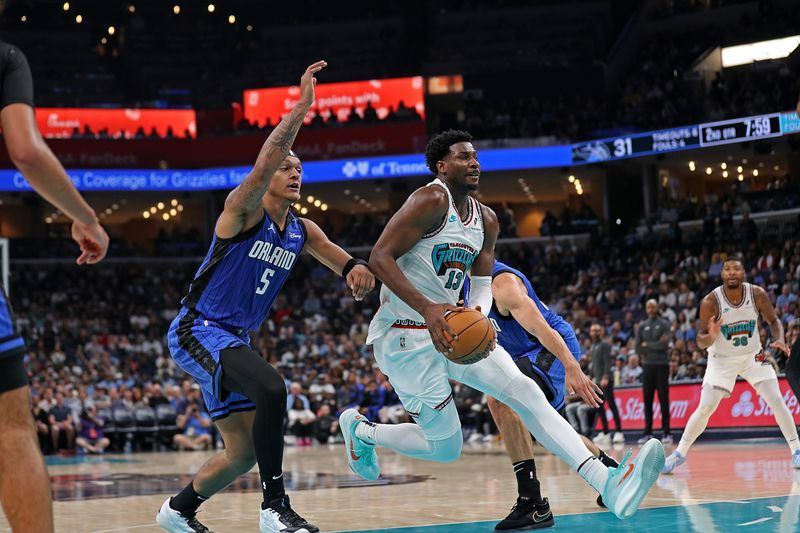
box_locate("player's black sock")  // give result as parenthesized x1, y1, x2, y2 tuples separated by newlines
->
(598, 450, 619, 469)
(513, 459, 542, 502)
(170, 481, 209, 514)
(261, 476, 286, 508)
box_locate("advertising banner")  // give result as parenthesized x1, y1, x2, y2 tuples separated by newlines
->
(36, 108, 197, 139)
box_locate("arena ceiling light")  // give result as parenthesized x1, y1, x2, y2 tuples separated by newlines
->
(721, 35, 800, 67)
(62, 2, 69, 11)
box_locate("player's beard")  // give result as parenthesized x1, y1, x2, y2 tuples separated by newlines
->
(724, 278, 743, 289)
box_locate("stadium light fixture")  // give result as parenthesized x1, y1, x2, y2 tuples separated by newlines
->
(321, 204, 328, 211)
(307, 195, 314, 203)
(689, 161, 695, 171)
(108, 26, 115, 35)
(207, 4, 215, 13)
(149, 207, 157, 214)
(736, 166, 743, 173)
(314, 200, 321, 207)
(163, 213, 170, 221)
(171, 199, 178, 206)
(228, 14, 236, 24)
(177, 205, 184, 212)
(568, 175, 575, 183)
(246, 25, 253, 32)
(101, 37, 107, 44)
(170, 208, 177, 216)
(720, 162, 727, 170)
(75, 14, 83, 23)
(128, 4, 136, 13)
(300, 207, 308, 215)
(738, 174, 744, 181)
(721, 35, 800, 67)
(753, 169, 759, 177)
(173, 5, 180, 14)
(20, 15, 27, 22)
(157, 202, 165, 210)
(63, 2, 70, 11)
(45, 217, 53, 224)
(722, 170, 729, 178)
(143, 211, 150, 219)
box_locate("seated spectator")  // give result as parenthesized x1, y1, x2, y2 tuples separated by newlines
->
(288, 397, 316, 447)
(622, 354, 643, 384)
(312, 404, 339, 444)
(565, 394, 595, 437)
(173, 403, 212, 451)
(33, 403, 52, 454)
(75, 406, 110, 454)
(49, 392, 75, 452)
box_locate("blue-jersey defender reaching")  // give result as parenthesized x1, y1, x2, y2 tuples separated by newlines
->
(157, 61, 375, 533)
(468, 260, 619, 529)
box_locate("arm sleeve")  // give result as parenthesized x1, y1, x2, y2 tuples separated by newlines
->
(0, 43, 34, 109)
(468, 275, 492, 317)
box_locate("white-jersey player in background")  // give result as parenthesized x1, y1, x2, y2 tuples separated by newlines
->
(338, 130, 666, 522)
(663, 257, 800, 473)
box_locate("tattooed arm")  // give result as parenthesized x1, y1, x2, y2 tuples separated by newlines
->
(215, 60, 327, 239)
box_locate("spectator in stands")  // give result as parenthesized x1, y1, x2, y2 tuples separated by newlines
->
(33, 403, 52, 454)
(287, 382, 310, 411)
(75, 406, 110, 454)
(173, 403, 212, 451)
(589, 323, 623, 444)
(312, 404, 339, 444)
(49, 392, 74, 452)
(777, 284, 798, 314)
(362, 101, 378, 123)
(636, 299, 673, 444)
(621, 353, 643, 385)
(288, 397, 316, 447)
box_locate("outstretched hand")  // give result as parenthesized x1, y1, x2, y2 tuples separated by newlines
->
(71, 220, 109, 265)
(299, 60, 327, 106)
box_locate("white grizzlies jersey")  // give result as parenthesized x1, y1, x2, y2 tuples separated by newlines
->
(708, 282, 762, 357)
(367, 178, 486, 344)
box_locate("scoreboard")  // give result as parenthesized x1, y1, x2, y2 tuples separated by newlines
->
(572, 112, 792, 164)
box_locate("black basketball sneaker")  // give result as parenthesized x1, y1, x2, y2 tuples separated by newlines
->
(495, 496, 554, 530)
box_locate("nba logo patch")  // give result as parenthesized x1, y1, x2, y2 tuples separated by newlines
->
(448, 214, 457, 222)
(400, 336, 406, 349)
(723, 307, 730, 313)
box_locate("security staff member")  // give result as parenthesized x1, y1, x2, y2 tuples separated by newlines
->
(635, 299, 673, 444)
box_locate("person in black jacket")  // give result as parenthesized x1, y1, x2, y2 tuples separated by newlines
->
(589, 323, 624, 444)
(635, 299, 673, 444)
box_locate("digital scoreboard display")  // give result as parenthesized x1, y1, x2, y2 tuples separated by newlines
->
(572, 112, 788, 164)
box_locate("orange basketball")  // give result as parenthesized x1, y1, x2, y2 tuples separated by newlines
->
(442, 308, 496, 365)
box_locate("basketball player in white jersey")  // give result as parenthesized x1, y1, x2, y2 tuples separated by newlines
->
(663, 257, 800, 473)
(338, 130, 665, 521)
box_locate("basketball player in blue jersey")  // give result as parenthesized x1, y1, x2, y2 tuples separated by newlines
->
(156, 61, 375, 533)
(471, 260, 620, 529)
(340, 130, 665, 522)
(0, 38, 109, 533)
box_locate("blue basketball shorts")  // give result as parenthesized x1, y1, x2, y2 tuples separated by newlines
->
(515, 328, 581, 411)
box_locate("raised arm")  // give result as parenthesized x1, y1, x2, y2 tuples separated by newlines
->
(493, 273, 602, 406)
(300, 217, 375, 301)
(216, 60, 327, 239)
(754, 286, 789, 355)
(368, 186, 460, 353)
(696, 293, 721, 350)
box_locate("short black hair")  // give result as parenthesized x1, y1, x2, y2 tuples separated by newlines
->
(723, 254, 745, 266)
(425, 130, 473, 174)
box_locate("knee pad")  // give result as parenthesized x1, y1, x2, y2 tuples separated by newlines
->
(430, 431, 462, 463)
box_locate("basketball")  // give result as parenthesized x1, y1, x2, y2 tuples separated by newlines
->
(442, 308, 496, 365)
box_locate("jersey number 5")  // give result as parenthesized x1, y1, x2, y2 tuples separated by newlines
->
(256, 268, 276, 295)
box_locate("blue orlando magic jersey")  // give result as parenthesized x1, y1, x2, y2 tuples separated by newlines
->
(486, 261, 575, 360)
(182, 211, 306, 332)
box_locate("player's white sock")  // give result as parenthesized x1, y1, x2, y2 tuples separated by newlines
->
(576, 456, 610, 493)
(755, 379, 800, 453)
(677, 385, 725, 456)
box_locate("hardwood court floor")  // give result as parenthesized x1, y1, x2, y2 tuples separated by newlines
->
(0, 439, 798, 532)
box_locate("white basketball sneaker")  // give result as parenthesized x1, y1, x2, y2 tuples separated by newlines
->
(613, 432, 626, 444)
(156, 498, 214, 533)
(792, 450, 800, 469)
(601, 438, 666, 519)
(259, 495, 318, 533)
(339, 408, 381, 480)
(661, 450, 687, 474)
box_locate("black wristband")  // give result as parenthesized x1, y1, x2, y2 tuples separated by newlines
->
(342, 258, 369, 278)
